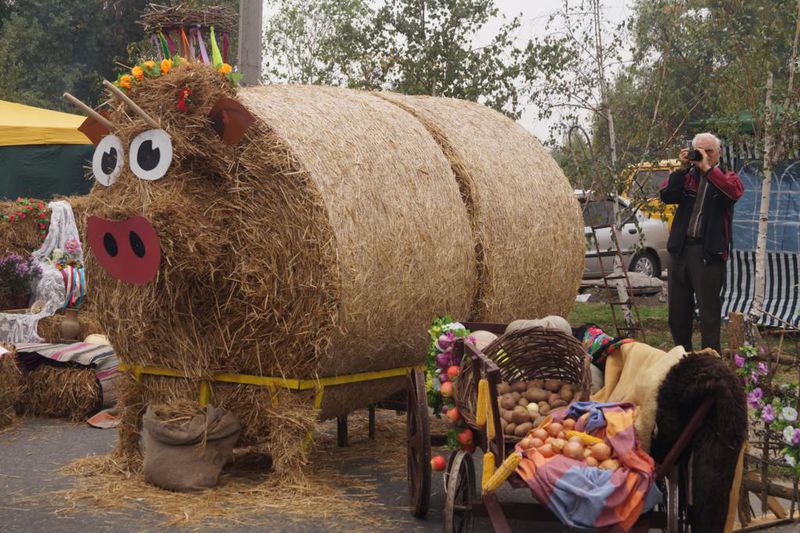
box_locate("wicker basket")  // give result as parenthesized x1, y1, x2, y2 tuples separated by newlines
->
(456, 326, 591, 441)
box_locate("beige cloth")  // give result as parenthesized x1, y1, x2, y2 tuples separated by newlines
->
(591, 342, 686, 452)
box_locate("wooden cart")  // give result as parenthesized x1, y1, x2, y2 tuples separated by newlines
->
(412, 321, 714, 533)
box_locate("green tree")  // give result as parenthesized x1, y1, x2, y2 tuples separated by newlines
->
(0, 0, 239, 110)
(606, 0, 799, 163)
(371, 0, 524, 116)
(263, 0, 374, 85)
(262, 0, 527, 117)
(0, 0, 150, 109)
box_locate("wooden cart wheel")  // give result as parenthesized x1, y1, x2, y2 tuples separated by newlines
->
(664, 467, 679, 533)
(444, 450, 476, 533)
(407, 368, 431, 518)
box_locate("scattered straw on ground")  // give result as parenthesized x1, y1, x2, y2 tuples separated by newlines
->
(43, 409, 442, 529)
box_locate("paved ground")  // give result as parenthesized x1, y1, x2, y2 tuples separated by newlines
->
(1, 418, 797, 532)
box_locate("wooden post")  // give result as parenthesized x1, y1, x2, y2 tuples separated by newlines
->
(237, 0, 263, 86)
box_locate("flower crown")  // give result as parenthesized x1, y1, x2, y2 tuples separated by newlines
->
(114, 56, 240, 92)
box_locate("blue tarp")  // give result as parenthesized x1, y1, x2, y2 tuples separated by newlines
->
(731, 159, 800, 253)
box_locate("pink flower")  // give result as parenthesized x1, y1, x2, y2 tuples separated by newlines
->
(762, 404, 776, 424)
(747, 388, 763, 408)
(734, 354, 745, 368)
(757, 362, 769, 375)
(794, 429, 800, 446)
(750, 371, 760, 385)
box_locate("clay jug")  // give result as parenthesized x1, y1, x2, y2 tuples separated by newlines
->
(60, 308, 81, 341)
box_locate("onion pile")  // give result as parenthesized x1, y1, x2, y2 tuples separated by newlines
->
(516, 418, 620, 471)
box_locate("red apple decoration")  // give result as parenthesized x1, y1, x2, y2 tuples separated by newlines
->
(447, 365, 460, 380)
(457, 428, 474, 446)
(431, 455, 447, 471)
(440, 381, 454, 398)
(446, 406, 461, 422)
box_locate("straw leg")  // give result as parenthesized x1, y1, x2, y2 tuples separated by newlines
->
(368, 404, 376, 440)
(337, 414, 348, 447)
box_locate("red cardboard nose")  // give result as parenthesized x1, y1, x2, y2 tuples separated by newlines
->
(87, 216, 161, 285)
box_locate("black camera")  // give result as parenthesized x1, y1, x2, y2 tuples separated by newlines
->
(686, 140, 703, 162)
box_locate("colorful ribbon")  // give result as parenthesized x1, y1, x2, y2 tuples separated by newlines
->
(165, 31, 177, 57)
(195, 26, 210, 64)
(210, 26, 223, 67)
(151, 34, 163, 61)
(181, 28, 194, 62)
(157, 31, 171, 60)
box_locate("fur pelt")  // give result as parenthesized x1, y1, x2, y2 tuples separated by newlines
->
(651, 353, 747, 533)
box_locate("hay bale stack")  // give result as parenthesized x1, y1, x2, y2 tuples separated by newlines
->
(83, 64, 475, 460)
(81, 63, 583, 466)
(0, 344, 22, 429)
(16, 362, 101, 421)
(377, 93, 585, 320)
(0, 200, 46, 256)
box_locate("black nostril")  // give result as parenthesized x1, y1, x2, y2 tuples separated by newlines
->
(103, 233, 118, 257)
(129, 231, 146, 258)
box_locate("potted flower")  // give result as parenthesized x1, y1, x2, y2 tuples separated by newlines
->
(0, 253, 42, 310)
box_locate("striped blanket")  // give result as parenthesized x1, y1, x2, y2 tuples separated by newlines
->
(13, 342, 119, 408)
(722, 251, 799, 327)
(516, 402, 661, 531)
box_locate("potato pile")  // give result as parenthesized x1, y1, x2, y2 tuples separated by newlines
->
(497, 379, 577, 438)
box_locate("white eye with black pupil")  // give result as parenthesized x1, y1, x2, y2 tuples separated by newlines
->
(129, 129, 173, 181)
(91, 135, 124, 186)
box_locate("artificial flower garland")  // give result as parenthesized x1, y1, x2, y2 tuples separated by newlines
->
(1, 197, 50, 239)
(734, 343, 800, 474)
(427, 316, 477, 451)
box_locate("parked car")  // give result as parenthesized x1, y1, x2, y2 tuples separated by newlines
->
(620, 160, 680, 227)
(575, 189, 671, 279)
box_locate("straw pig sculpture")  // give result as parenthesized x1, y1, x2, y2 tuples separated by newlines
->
(67, 63, 583, 470)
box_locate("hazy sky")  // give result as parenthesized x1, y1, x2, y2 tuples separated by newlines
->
(481, 0, 632, 140)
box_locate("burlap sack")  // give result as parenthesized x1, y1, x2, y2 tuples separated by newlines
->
(142, 404, 241, 492)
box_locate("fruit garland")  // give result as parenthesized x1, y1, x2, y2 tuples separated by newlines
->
(427, 316, 476, 453)
(1, 197, 50, 239)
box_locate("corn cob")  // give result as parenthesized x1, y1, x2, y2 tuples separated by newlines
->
(566, 430, 604, 446)
(475, 378, 488, 426)
(486, 401, 496, 439)
(482, 452, 522, 494)
(481, 452, 496, 490)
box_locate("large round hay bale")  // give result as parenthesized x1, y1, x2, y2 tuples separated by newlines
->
(377, 93, 585, 320)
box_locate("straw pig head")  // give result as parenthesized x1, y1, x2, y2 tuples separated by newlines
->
(83, 65, 255, 287)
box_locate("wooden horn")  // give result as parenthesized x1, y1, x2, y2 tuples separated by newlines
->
(63, 93, 114, 130)
(102, 79, 160, 129)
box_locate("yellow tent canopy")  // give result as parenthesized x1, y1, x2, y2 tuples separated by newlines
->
(0, 100, 91, 147)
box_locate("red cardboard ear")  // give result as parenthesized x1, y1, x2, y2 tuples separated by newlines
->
(79, 116, 111, 146)
(209, 97, 255, 145)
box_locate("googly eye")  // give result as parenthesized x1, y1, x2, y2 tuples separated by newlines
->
(129, 129, 173, 181)
(91, 135, 124, 186)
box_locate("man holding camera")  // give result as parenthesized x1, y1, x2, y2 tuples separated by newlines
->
(659, 132, 744, 353)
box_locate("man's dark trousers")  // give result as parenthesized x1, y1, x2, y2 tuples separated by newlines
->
(667, 242, 725, 353)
